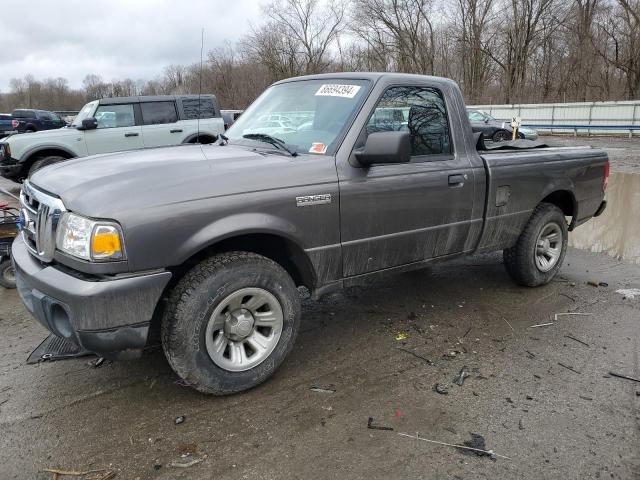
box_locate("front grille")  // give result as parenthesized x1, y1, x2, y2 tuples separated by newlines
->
(20, 181, 66, 262)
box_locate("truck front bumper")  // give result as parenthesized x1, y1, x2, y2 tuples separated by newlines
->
(0, 159, 21, 180)
(12, 235, 172, 359)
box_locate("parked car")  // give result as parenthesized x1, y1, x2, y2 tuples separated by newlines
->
(0, 114, 16, 138)
(13, 73, 608, 395)
(0, 95, 225, 180)
(221, 109, 243, 130)
(467, 109, 538, 141)
(11, 109, 66, 133)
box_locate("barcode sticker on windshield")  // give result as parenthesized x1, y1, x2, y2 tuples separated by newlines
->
(315, 84, 361, 98)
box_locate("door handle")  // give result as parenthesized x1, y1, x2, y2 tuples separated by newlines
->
(448, 174, 466, 187)
(170, 129, 183, 133)
(124, 132, 139, 137)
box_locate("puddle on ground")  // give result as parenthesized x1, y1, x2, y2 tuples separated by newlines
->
(569, 172, 640, 264)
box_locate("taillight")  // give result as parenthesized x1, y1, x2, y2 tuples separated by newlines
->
(603, 161, 610, 192)
(11, 119, 18, 128)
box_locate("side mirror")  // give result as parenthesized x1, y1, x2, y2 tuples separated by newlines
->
(355, 132, 411, 166)
(77, 117, 98, 130)
(484, 118, 489, 123)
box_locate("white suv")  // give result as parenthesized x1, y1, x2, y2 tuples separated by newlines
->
(0, 95, 225, 180)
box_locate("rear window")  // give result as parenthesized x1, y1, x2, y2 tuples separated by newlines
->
(182, 97, 217, 119)
(12, 110, 36, 119)
(141, 101, 178, 125)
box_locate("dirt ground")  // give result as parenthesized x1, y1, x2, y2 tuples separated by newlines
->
(1, 136, 639, 479)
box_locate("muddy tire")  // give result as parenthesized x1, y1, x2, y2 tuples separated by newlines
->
(28, 155, 66, 177)
(503, 203, 568, 287)
(161, 252, 301, 395)
(0, 259, 16, 289)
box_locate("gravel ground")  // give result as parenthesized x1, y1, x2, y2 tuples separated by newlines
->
(0, 136, 639, 479)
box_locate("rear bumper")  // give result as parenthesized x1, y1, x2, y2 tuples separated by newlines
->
(12, 234, 172, 359)
(594, 200, 607, 217)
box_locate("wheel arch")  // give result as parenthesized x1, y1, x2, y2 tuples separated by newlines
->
(168, 219, 318, 292)
(540, 189, 577, 229)
(182, 132, 218, 144)
(22, 146, 75, 176)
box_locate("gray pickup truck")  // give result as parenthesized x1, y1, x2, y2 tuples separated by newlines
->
(12, 73, 608, 394)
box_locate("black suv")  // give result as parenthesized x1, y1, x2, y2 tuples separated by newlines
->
(11, 109, 66, 133)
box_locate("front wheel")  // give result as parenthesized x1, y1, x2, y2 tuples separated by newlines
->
(161, 252, 301, 395)
(0, 259, 16, 289)
(503, 203, 568, 286)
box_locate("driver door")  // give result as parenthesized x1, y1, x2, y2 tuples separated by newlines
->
(338, 85, 475, 277)
(84, 103, 144, 155)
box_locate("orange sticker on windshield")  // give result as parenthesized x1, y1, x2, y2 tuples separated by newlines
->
(309, 143, 327, 154)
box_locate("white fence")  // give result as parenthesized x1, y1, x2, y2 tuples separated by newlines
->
(468, 100, 640, 136)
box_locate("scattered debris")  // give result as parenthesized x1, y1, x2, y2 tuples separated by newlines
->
(525, 395, 533, 400)
(462, 327, 472, 338)
(529, 322, 554, 328)
(518, 419, 524, 430)
(397, 348, 433, 365)
(407, 312, 418, 321)
(587, 281, 599, 287)
(174, 379, 189, 387)
(367, 417, 393, 431)
(175, 415, 186, 425)
(598, 282, 608, 287)
(310, 384, 336, 394)
(154, 463, 162, 470)
(398, 432, 508, 460)
(608, 372, 640, 383)
(525, 350, 536, 358)
(169, 455, 206, 468)
(42, 468, 112, 478)
(505, 397, 514, 404)
(579, 395, 593, 401)
(554, 312, 592, 321)
(472, 391, 479, 396)
(559, 293, 577, 302)
(433, 383, 448, 395)
(557, 362, 581, 374)
(616, 288, 640, 299)
(453, 366, 470, 386)
(89, 357, 105, 368)
(395, 408, 404, 417)
(394, 332, 409, 341)
(564, 335, 590, 347)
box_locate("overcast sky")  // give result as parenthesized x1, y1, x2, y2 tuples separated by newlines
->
(0, 0, 264, 91)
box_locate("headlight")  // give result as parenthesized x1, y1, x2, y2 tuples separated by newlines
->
(56, 212, 125, 261)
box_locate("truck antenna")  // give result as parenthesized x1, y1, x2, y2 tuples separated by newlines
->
(197, 27, 204, 143)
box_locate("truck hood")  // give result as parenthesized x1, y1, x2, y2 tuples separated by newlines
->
(30, 144, 294, 218)
(7, 126, 75, 142)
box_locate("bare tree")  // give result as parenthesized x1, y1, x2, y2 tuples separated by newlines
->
(351, 0, 437, 74)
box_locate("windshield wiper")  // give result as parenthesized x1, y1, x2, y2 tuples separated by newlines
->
(242, 133, 297, 156)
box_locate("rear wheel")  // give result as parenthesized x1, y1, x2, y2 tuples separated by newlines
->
(503, 203, 568, 286)
(28, 155, 66, 177)
(161, 252, 301, 395)
(492, 130, 510, 142)
(0, 259, 16, 289)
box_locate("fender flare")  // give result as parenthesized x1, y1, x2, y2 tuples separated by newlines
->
(182, 132, 219, 144)
(22, 144, 77, 163)
(174, 212, 317, 286)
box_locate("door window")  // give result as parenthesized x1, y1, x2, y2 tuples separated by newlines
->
(141, 101, 178, 125)
(95, 104, 135, 129)
(366, 86, 452, 159)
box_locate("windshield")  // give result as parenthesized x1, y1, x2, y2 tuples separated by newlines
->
(226, 79, 371, 155)
(71, 101, 98, 128)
